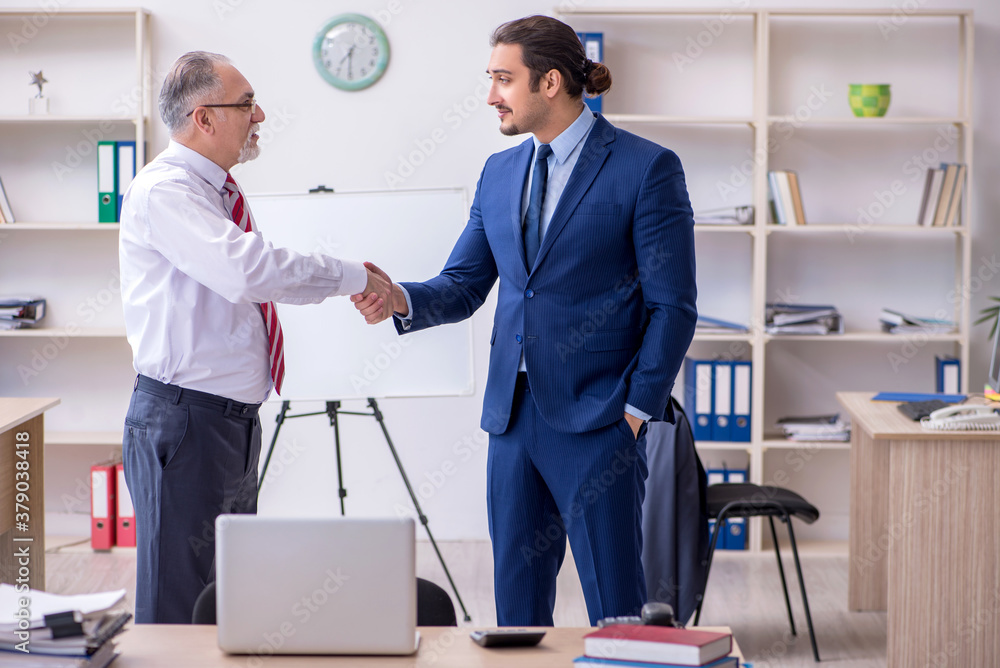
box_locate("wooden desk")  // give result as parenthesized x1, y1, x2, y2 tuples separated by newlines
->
(838, 391, 999, 666)
(0, 397, 59, 590)
(115, 626, 741, 667)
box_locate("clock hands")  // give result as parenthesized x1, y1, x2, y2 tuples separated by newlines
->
(334, 44, 355, 78)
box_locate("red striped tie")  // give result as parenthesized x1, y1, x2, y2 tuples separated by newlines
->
(223, 174, 285, 394)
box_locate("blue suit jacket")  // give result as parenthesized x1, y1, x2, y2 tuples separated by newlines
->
(397, 114, 697, 435)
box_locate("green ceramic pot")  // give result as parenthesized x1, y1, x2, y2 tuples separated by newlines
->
(848, 83, 891, 117)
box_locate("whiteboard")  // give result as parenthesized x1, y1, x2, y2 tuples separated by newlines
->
(247, 188, 475, 401)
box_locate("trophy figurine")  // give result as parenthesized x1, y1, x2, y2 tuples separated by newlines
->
(29, 70, 49, 115)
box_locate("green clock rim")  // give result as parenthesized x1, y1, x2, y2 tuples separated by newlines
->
(313, 13, 390, 91)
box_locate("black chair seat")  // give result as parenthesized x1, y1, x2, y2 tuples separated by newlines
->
(695, 482, 822, 661)
(706, 483, 820, 524)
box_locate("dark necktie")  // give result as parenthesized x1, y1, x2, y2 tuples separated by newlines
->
(523, 144, 553, 268)
(223, 174, 285, 394)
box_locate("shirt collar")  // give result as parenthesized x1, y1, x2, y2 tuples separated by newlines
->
(166, 140, 230, 193)
(533, 106, 596, 164)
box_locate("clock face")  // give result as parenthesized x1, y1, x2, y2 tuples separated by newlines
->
(313, 14, 390, 91)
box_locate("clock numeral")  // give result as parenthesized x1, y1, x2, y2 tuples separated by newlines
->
(369, 59, 376, 67)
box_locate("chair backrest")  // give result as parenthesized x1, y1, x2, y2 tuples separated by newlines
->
(640, 396, 710, 625)
(417, 578, 457, 626)
(192, 578, 457, 627)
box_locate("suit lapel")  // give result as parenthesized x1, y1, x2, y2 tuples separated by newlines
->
(508, 140, 534, 274)
(532, 115, 615, 272)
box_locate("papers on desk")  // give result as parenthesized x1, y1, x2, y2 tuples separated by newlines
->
(0, 585, 128, 667)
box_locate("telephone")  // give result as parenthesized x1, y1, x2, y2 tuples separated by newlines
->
(920, 404, 1000, 431)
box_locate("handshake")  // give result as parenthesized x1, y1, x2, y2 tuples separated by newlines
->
(351, 262, 406, 325)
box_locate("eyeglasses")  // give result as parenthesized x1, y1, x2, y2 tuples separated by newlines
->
(185, 98, 256, 117)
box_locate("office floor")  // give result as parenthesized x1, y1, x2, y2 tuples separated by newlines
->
(45, 538, 887, 667)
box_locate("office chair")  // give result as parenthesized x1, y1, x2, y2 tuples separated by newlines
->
(693, 482, 821, 662)
(190, 577, 457, 626)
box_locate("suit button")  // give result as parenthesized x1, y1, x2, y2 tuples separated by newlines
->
(525, 289, 534, 298)
(515, 334, 522, 343)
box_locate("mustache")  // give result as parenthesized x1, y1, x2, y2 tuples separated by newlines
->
(247, 123, 260, 138)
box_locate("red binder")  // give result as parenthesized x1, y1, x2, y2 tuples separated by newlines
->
(115, 462, 136, 547)
(90, 462, 116, 551)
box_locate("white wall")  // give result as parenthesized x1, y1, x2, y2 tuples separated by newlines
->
(6, 0, 999, 541)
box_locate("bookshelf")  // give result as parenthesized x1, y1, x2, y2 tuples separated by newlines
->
(557, 7, 973, 552)
(0, 9, 151, 482)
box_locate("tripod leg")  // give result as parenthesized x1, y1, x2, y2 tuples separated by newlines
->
(368, 398, 473, 622)
(326, 401, 347, 516)
(257, 400, 290, 496)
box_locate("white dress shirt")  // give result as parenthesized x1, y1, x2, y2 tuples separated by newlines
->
(120, 141, 368, 403)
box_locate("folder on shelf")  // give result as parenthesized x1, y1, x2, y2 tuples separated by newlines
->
(786, 170, 807, 225)
(576, 32, 603, 113)
(725, 468, 747, 483)
(115, 141, 136, 222)
(115, 462, 136, 548)
(935, 356, 961, 395)
(685, 357, 714, 441)
(97, 141, 118, 223)
(725, 516, 746, 550)
(90, 462, 116, 551)
(712, 360, 733, 441)
(706, 468, 727, 486)
(767, 171, 788, 225)
(731, 360, 752, 442)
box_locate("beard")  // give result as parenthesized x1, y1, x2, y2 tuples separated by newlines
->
(497, 93, 549, 137)
(237, 123, 261, 163)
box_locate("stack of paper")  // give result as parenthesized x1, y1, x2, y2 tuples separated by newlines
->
(0, 296, 46, 330)
(696, 315, 749, 334)
(765, 303, 843, 335)
(777, 414, 850, 442)
(694, 205, 753, 226)
(880, 308, 956, 335)
(0, 585, 129, 668)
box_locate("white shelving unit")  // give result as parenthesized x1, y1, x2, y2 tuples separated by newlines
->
(0, 9, 151, 468)
(558, 7, 973, 552)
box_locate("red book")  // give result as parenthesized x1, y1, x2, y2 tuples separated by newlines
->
(584, 625, 732, 666)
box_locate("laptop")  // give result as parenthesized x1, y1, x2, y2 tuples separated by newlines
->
(215, 515, 418, 655)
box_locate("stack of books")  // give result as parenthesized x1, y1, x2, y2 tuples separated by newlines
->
(575, 625, 737, 667)
(0, 297, 46, 330)
(0, 585, 129, 668)
(693, 205, 753, 226)
(777, 414, 850, 442)
(767, 170, 806, 225)
(879, 308, 956, 335)
(765, 303, 843, 335)
(916, 163, 966, 227)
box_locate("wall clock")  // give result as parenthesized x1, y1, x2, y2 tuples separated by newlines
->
(313, 13, 390, 91)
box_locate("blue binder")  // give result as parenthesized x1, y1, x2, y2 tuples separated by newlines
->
(712, 360, 733, 441)
(576, 32, 603, 113)
(725, 516, 746, 550)
(731, 360, 752, 442)
(115, 141, 136, 221)
(935, 356, 960, 394)
(684, 357, 714, 441)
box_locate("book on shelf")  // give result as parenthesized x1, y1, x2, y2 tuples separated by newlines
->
(573, 654, 739, 668)
(928, 162, 965, 227)
(765, 303, 843, 335)
(694, 205, 753, 226)
(583, 625, 733, 666)
(0, 176, 14, 224)
(916, 167, 945, 226)
(767, 170, 805, 225)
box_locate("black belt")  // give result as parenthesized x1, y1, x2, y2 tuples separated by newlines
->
(134, 375, 260, 418)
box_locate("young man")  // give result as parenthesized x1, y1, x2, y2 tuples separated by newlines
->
(120, 51, 390, 623)
(354, 16, 697, 626)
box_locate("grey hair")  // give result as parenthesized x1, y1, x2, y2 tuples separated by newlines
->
(159, 51, 231, 136)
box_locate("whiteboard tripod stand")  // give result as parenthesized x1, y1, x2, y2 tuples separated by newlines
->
(256, 397, 472, 622)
